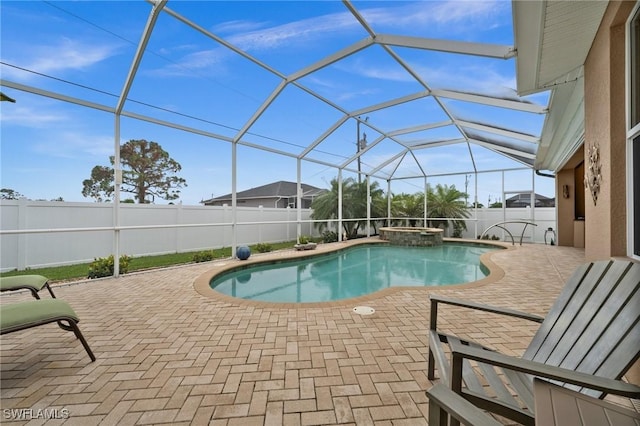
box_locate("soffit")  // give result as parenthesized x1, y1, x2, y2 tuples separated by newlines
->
(514, 0, 608, 96)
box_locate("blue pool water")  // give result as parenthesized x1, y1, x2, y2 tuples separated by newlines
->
(210, 243, 499, 303)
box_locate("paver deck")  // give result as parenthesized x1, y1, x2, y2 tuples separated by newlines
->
(0, 240, 635, 424)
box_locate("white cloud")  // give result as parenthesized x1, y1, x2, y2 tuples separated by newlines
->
(32, 131, 114, 159)
(361, 1, 507, 34)
(0, 106, 68, 127)
(226, 12, 357, 52)
(2, 37, 120, 80)
(334, 58, 415, 83)
(150, 1, 510, 80)
(219, 1, 507, 53)
(147, 46, 233, 78)
(212, 19, 267, 35)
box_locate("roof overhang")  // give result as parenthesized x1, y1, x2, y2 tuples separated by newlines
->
(513, 1, 608, 96)
(513, 0, 608, 171)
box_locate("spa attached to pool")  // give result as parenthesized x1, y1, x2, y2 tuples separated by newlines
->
(378, 226, 444, 246)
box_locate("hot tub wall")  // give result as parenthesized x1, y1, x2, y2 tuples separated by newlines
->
(379, 227, 443, 246)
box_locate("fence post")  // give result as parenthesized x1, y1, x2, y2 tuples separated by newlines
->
(176, 202, 183, 253)
(17, 198, 27, 270)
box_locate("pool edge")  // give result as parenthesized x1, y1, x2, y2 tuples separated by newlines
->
(193, 237, 513, 308)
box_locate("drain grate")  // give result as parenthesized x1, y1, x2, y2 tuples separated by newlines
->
(352, 306, 375, 315)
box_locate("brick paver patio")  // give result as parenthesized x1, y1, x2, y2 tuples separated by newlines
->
(0, 240, 622, 425)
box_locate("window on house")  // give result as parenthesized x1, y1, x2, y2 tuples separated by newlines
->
(574, 161, 585, 220)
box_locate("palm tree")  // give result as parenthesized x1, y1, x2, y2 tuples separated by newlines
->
(390, 192, 425, 226)
(311, 177, 386, 238)
(348, 180, 386, 234)
(427, 184, 470, 234)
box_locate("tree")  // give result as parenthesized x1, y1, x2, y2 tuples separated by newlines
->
(311, 177, 385, 239)
(348, 179, 386, 235)
(390, 192, 424, 226)
(0, 188, 24, 200)
(82, 166, 113, 202)
(426, 184, 470, 233)
(82, 139, 186, 203)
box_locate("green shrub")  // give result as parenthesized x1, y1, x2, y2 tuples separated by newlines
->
(322, 230, 338, 243)
(298, 235, 311, 244)
(88, 254, 132, 279)
(192, 251, 215, 263)
(254, 243, 272, 253)
(476, 234, 499, 241)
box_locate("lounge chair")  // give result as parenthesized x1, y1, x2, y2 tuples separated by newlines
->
(426, 377, 640, 426)
(427, 384, 502, 426)
(0, 275, 74, 331)
(0, 275, 57, 299)
(0, 299, 96, 362)
(428, 259, 640, 425)
(533, 377, 640, 425)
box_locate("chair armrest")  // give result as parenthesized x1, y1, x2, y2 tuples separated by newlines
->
(429, 295, 544, 331)
(449, 340, 640, 399)
(427, 384, 502, 426)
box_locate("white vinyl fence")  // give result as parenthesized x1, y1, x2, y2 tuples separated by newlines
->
(0, 200, 556, 272)
(459, 207, 556, 244)
(0, 200, 316, 272)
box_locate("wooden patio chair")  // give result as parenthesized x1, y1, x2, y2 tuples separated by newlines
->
(427, 259, 640, 425)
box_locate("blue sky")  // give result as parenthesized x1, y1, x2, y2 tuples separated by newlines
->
(0, 0, 553, 206)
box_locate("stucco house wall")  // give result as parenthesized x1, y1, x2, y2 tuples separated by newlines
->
(556, 147, 584, 247)
(583, 1, 634, 260)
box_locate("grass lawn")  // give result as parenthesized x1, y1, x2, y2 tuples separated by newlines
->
(0, 240, 305, 282)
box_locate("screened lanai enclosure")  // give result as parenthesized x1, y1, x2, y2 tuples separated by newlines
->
(1, 1, 560, 273)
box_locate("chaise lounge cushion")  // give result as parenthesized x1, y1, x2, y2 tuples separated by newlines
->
(0, 299, 79, 333)
(0, 275, 56, 299)
(0, 299, 95, 362)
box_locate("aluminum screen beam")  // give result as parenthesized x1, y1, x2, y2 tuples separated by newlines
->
(117, 0, 167, 114)
(289, 38, 373, 82)
(469, 139, 536, 160)
(431, 89, 547, 114)
(339, 134, 386, 169)
(376, 34, 515, 59)
(457, 120, 540, 144)
(350, 91, 431, 117)
(387, 121, 453, 137)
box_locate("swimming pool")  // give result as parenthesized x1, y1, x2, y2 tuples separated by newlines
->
(209, 243, 500, 303)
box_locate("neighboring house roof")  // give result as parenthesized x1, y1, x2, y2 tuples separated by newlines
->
(506, 193, 552, 201)
(202, 181, 326, 204)
(506, 193, 555, 207)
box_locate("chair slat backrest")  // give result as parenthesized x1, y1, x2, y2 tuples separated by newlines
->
(523, 261, 640, 391)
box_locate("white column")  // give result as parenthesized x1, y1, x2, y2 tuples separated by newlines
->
(424, 177, 428, 228)
(113, 117, 121, 277)
(387, 180, 391, 226)
(297, 159, 302, 242)
(338, 170, 343, 241)
(366, 175, 371, 237)
(231, 142, 237, 257)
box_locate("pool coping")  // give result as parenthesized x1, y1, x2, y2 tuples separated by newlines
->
(193, 237, 513, 308)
